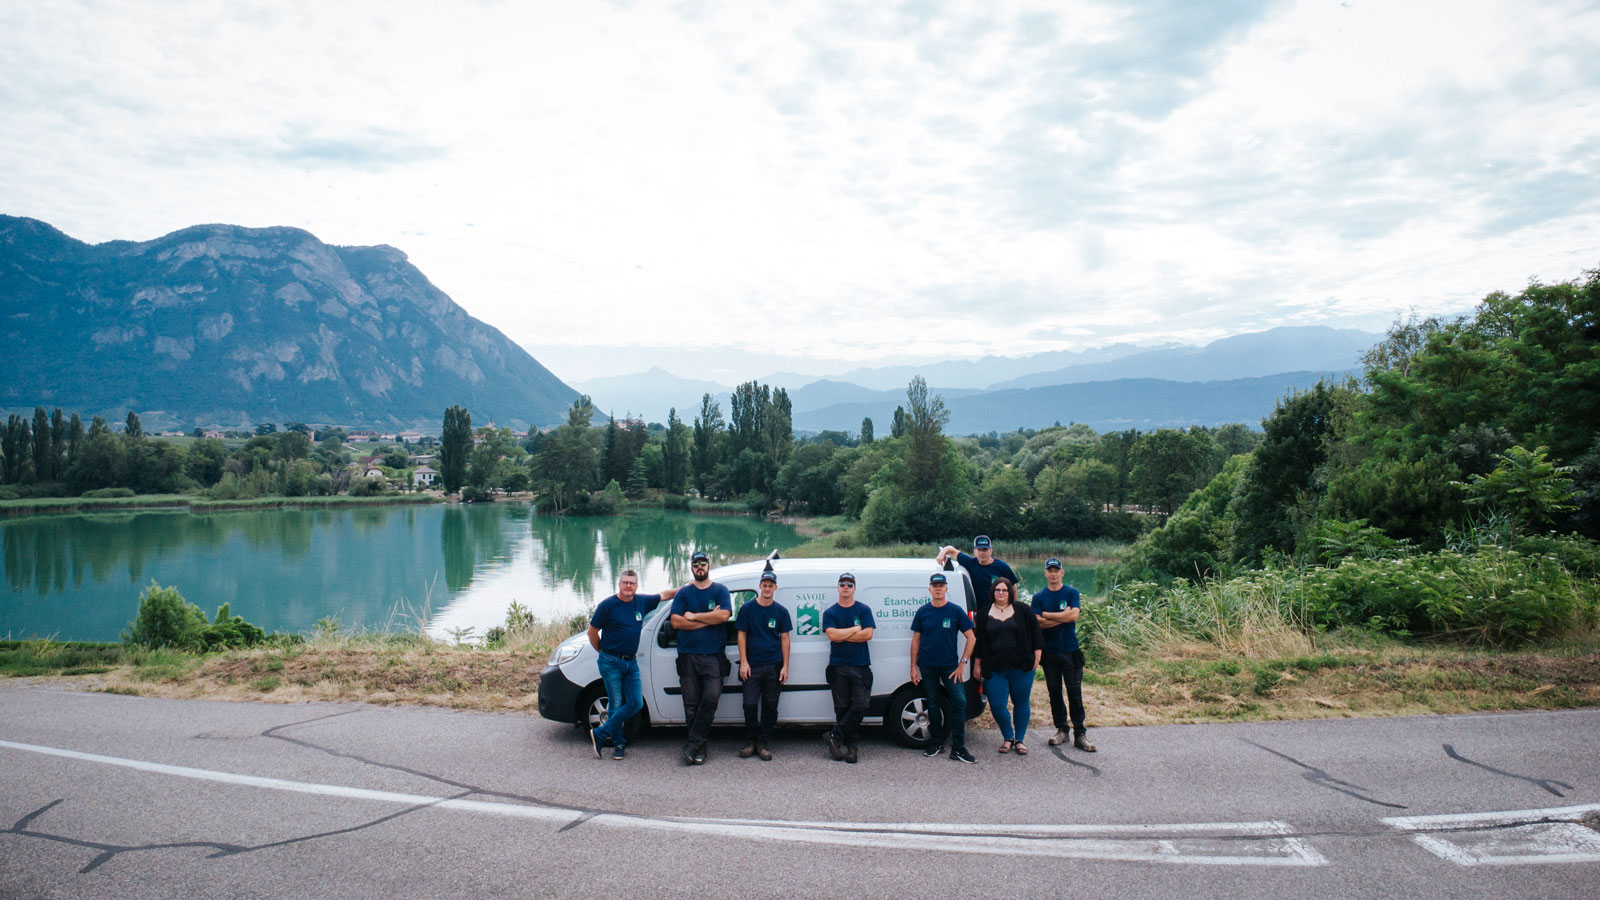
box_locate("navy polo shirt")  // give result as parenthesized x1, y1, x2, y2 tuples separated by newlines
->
(956, 552, 1020, 612)
(736, 600, 792, 666)
(911, 602, 973, 668)
(669, 581, 732, 655)
(1031, 584, 1082, 653)
(589, 593, 664, 657)
(823, 602, 875, 667)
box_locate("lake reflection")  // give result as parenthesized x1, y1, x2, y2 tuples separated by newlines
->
(0, 506, 805, 643)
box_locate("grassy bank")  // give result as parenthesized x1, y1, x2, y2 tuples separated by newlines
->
(0, 492, 442, 518)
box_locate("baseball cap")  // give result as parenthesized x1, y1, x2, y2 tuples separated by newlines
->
(690, 550, 709, 563)
(928, 572, 948, 585)
(1045, 558, 1062, 569)
(974, 535, 992, 550)
(760, 570, 777, 583)
(837, 572, 856, 584)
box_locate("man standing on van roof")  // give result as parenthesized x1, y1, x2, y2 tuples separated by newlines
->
(1034, 558, 1096, 752)
(823, 571, 875, 764)
(910, 571, 978, 764)
(736, 569, 791, 761)
(587, 569, 679, 761)
(670, 550, 732, 765)
(936, 535, 1020, 616)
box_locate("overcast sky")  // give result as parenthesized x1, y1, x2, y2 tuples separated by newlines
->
(3, 0, 1597, 385)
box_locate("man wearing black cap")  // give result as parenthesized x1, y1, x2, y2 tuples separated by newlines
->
(822, 572, 874, 764)
(936, 535, 1020, 617)
(1034, 558, 1095, 752)
(910, 571, 977, 763)
(670, 550, 732, 765)
(735, 569, 791, 761)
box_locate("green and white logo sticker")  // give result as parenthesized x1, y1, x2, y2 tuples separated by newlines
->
(796, 603, 823, 636)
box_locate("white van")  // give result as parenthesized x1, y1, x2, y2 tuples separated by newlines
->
(537, 556, 984, 747)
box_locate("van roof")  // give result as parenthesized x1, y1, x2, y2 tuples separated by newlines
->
(712, 557, 963, 582)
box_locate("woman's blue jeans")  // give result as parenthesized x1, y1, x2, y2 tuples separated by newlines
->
(984, 668, 1034, 743)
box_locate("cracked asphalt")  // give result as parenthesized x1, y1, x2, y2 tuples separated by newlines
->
(1, 684, 1596, 899)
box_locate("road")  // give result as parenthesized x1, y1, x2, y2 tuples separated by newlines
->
(2, 684, 1597, 899)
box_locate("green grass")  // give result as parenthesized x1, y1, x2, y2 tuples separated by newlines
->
(0, 640, 126, 677)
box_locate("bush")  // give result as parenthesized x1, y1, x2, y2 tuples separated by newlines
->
(81, 487, 136, 499)
(662, 494, 691, 511)
(122, 582, 269, 651)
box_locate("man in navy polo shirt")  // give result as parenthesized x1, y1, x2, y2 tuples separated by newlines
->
(936, 535, 1020, 616)
(586, 569, 678, 760)
(910, 571, 977, 764)
(735, 569, 791, 761)
(822, 572, 874, 764)
(1034, 557, 1096, 752)
(670, 550, 732, 765)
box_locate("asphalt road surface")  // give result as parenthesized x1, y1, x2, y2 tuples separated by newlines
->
(2, 684, 1597, 899)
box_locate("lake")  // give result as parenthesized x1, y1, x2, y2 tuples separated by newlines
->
(0, 505, 807, 643)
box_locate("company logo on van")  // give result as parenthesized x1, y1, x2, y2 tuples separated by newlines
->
(795, 603, 823, 636)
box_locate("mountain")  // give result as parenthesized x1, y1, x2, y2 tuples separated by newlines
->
(832, 342, 1174, 391)
(574, 367, 730, 423)
(988, 326, 1379, 390)
(0, 215, 578, 430)
(792, 370, 1358, 435)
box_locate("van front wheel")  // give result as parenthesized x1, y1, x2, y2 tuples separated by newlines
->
(579, 684, 647, 742)
(885, 685, 934, 748)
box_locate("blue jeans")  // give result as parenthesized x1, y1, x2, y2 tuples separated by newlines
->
(984, 668, 1034, 743)
(593, 651, 643, 749)
(920, 664, 968, 751)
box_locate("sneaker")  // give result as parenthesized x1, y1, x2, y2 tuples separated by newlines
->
(1047, 727, 1071, 746)
(951, 747, 977, 764)
(681, 746, 697, 766)
(590, 729, 604, 759)
(757, 746, 773, 761)
(845, 745, 859, 764)
(922, 744, 945, 758)
(1074, 732, 1097, 753)
(739, 741, 758, 759)
(612, 746, 625, 761)
(693, 748, 707, 765)
(824, 731, 845, 761)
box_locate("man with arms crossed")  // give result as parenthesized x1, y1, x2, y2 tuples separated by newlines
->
(910, 571, 978, 764)
(1034, 558, 1096, 752)
(587, 569, 679, 760)
(936, 535, 1020, 616)
(823, 571, 875, 764)
(670, 550, 732, 765)
(736, 569, 791, 761)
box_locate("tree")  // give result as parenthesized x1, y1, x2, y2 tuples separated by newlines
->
(1061, 458, 1120, 510)
(1459, 445, 1578, 542)
(891, 406, 906, 439)
(1129, 429, 1211, 516)
(903, 376, 949, 494)
(253, 422, 276, 436)
(1, 415, 29, 483)
(50, 409, 66, 480)
(277, 430, 312, 463)
(663, 408, 689, 494)
(68, 413, 83, 467)
(533, 395, 600, 512)
(32, 407, 52, 481)
(440, 405, 473, 494)
(860, 417, 874, 444)
(692, 393, 724, 496)
(1230, 383, 1342, 562)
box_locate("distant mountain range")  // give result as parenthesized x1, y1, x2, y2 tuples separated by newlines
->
(579, 326, 1379, 432)
(0, 215, 577, 431)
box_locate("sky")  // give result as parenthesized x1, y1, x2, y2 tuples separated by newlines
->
(3, 0, 1598, 387)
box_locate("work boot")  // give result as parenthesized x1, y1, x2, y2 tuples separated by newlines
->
(845, 745, 859, 764)
(824, 730, 845, 761)
(757, 745, 773, 761)
(739, 741, 757, 759)
(1047, 727, 1070, 746)
(1074, 731, 1097, 753)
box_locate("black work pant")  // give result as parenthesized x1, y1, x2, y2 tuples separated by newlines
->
(1042, 649, 1087, 732)
(679, 653, 724, 751)
(741, 662, 781, 745)
(826, 664, 872, 747)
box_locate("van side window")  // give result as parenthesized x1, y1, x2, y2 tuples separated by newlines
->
(655, 589, 755, 649)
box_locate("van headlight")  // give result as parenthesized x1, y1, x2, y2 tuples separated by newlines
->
(550, 639, 584, 666)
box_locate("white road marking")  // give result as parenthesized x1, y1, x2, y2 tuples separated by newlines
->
(1, 737, 1324, 866)
(1383, 804, 1600, 866)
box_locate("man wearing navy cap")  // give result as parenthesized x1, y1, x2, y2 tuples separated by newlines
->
(586, 569, 679, 760)
(1034, 558, 1095, 752)
(822, 571, 874, 764)
(735, 569, 791, 761)
(936, 535, 1020, 616)
(910, 571, 977, 763)
(670, 550, 732, 765)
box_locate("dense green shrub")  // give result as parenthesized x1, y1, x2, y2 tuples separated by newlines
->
(81, 487, 136, 499)
(122, 582, 269, 651)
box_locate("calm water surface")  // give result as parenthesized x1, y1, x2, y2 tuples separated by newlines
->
(0, 505, 806, 643)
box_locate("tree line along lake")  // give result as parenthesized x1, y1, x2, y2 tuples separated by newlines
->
(1, 506, 1100, 644)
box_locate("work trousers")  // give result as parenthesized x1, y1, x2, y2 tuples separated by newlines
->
(1042, 649, 1087, 732)
(826, 664, 872, 747)
(741, 662, 781, 745)
(679, 652, 724, 752)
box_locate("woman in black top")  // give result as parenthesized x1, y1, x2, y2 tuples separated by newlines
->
(971, 577, 1043, 754)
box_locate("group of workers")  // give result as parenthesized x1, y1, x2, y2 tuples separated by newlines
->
(583, 536, 1096, 765)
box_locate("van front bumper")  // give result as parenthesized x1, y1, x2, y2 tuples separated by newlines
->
(537, 664, 582, 724)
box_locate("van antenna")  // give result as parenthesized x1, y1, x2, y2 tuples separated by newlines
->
(765, 549, 781, 563)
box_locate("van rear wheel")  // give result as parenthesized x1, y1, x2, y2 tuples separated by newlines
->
(885, 685, 934, 748)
